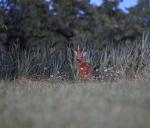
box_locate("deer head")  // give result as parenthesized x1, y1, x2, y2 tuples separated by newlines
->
(74, 50, 87, 62)
(74, 46, 87, 62)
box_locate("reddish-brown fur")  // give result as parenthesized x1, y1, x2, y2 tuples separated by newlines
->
(74, 50, 93, 80)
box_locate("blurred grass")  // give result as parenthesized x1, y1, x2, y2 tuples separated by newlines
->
(0, 80, 150, 128)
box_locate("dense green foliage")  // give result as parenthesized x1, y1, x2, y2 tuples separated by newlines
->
(0, 0, 149, 49)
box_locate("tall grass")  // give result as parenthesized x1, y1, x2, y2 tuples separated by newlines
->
(0, 33, 149, 80)
(87, 33, 149, 80)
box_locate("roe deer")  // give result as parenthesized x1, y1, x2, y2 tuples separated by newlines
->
(74, 50, 93, 80)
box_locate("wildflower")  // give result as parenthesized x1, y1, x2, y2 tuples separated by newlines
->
(50, 75, 54, 78)
(104, 69, 108, 72)
(44, 67, 48, 71)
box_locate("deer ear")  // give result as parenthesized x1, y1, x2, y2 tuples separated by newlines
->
(74, 51, 77, 56)
(83, 52, 87, 57)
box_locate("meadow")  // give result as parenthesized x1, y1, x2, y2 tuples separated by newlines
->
(0, 79, 150, 128)
(1, 1, 150, 128)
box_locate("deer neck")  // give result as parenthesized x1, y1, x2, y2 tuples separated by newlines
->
(78, 59, 86, 65)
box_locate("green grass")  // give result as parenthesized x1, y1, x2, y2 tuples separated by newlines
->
(0, 80, 150, 128)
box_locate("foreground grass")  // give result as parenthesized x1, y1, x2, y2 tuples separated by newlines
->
(0, 80, 150, 128)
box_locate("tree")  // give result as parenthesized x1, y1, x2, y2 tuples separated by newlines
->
(128, 0, 150, 32)
(0, 2, 7, 53)
(90, 0, 128, 46)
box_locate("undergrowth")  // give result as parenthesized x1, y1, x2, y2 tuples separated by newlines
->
(0, 33, 150, 81)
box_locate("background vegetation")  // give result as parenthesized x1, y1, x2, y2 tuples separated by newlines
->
(1, 0, 150, 80)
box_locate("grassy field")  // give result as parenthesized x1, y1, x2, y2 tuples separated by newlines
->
(0, 79, 150, 128)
